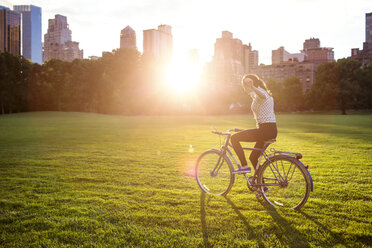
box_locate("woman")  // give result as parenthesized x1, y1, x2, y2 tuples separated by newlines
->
(231, 74, 277, 174)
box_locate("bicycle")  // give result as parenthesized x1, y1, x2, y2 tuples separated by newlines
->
(195, 128, 313, 210)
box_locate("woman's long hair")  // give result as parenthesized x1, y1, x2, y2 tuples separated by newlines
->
(242, 74, 272, 96)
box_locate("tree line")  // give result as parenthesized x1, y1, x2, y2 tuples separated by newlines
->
(0, 50, 371, 115)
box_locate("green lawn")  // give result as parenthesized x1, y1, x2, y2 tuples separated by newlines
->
(0, 112, 371, 247)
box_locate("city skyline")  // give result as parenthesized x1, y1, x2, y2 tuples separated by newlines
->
(0, 0, 371, 65)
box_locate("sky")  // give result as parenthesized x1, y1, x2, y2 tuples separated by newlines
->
(1, 0, 371, 65)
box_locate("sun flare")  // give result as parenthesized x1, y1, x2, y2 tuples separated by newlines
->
(165, 55, 202, 95)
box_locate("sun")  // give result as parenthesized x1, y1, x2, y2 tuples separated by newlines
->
(164, 55, 202, 95)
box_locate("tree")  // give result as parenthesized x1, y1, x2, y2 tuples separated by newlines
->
(279, 77, 303, 112)
(307, 62, 339, 111)
(4, 50, 369, 116)
(97, 48, 141, 114)
(28, 63, 50, 111)
(0, 53, 32, 114)
(336, 59, 362, 114)
(358, 65, 372, 108)
(266, 77, 303, 112)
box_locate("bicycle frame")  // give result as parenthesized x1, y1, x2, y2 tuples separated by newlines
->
(211, 129, 310, 190)
(211, 130, 271, 188)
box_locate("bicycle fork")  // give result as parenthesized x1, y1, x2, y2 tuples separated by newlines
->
(210, 148, 227, 177)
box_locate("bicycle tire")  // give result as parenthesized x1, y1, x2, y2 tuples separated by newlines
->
(257, 155, 311, 210)
(195, 149, 235, 196)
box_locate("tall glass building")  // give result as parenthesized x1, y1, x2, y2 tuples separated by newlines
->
(14, 5, 42, 64)
(0, 6, 21, 56)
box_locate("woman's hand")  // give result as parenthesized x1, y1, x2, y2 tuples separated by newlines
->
(243, 78, 267, 99)
(243, 79, 253, 92)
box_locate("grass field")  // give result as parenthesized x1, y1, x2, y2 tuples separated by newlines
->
(0, 112, 371, 247)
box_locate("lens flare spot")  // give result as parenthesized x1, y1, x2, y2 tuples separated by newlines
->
(188, 144, 194, 153)
(177, 157, 197, 177)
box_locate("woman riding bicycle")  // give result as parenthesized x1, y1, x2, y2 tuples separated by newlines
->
(231, 74, 277, 174)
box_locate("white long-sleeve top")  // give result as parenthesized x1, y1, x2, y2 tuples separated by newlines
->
(251, 88, 276, 126)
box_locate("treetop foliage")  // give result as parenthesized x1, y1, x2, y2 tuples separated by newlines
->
(0, 51, 371, 115)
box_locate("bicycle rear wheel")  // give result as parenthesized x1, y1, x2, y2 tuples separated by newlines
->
(257, 155, 311, 210)
(195, 149, 234, 196)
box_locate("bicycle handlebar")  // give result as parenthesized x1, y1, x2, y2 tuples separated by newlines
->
(211, 130, 229, 135)
(229, 128, 244, 132)
(211, 128, 244, 136)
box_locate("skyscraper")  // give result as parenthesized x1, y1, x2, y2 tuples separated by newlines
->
(243, 44, 258, 74)
(366, 12, 372, 43)
(350, 12, 372, 67)
(43, 14, 83, 62)
(143, 28, 158, 57)
(214, 31, 243, 62)
(212, 31, 244, 86)
(157, 25, 172, 60)
(143, 24, 172, 61)
(14, 5, 42, 64)
(120, 26, 136, 50)
(203, 32, 258, 88)
(0, 6, 21, 56)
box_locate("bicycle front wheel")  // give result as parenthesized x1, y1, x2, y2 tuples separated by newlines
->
(257, 155, 311, 210)
(195, 149, 234, 196)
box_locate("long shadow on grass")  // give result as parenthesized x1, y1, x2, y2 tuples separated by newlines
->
(224, 196, 265, 248)
(200, 192, 209, 248)
(298, 211, 354, 247)
(258, 200, 311, 248)
(200, 192, 264, 247)
(200, 193, 314, 248)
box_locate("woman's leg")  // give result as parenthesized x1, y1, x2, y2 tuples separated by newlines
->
(250, 123, 278, 169)
(231, 129, 261, 167)
(249, 141, 265, 170)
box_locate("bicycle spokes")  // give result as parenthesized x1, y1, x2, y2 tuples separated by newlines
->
(259, 156, 310, 210)
(267, 159, 286, 183)
(196, 150, 234, 195)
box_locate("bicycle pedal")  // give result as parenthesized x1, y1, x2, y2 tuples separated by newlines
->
(247, 183, 257, 192)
